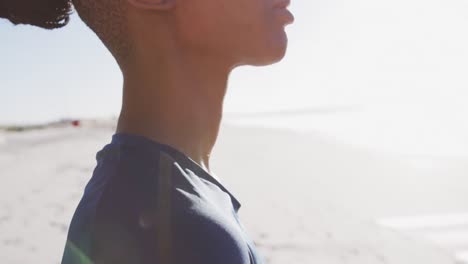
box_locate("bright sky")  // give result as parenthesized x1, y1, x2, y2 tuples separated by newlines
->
(2, 0, 468, 156)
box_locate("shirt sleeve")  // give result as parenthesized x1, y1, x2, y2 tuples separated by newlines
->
(62, 147, 251, 264)
(70, 203, 250, 264)
(171, 211, 252, 264)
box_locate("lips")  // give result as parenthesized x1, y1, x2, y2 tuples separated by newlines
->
(273, 0, 294, 25)
(274, 0, 291, 9)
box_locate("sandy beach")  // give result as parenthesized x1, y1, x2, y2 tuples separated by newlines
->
(0, 119, 464, 263)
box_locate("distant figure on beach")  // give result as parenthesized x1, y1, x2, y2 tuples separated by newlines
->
(0, 0, 294, 263)
(71, 120, 80, 127)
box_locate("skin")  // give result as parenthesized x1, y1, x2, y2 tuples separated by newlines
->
(116, 0, 294, 176)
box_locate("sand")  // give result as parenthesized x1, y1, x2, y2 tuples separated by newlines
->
(0, 119, 461, 263)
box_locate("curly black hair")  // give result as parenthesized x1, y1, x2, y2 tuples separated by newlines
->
(1, 0, 131, 65)
(0, 0, 73, 29)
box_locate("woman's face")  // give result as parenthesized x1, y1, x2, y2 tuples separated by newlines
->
(174, 0, 294, 66)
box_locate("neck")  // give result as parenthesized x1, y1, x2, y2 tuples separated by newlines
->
(116, 45, 232, 174)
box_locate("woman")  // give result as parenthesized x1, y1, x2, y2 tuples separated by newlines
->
(0, 0, 294, 263)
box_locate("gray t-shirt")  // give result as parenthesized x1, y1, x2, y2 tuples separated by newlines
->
(61, 132, 264, 264)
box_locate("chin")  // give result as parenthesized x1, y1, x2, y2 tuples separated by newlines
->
(251, 46, 288, 66)
(236, 34, 289, 67)
(255, 32, 290, 65)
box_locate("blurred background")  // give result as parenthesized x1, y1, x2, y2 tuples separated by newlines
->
(1, 0, 468, 263)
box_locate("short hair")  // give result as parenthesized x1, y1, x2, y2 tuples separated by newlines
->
(73, 0, 131, 64)
(0, 0, 132, 64)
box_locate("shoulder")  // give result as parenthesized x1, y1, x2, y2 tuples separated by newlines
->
(64, 143, 250, 264)
(171, 210, 251, 264)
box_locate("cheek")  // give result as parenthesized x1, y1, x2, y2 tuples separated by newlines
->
(174, 3, 234, 53)
(223, 4, 288, 63)
(218, 6, 282, 59)
(174, 1, 287, 64)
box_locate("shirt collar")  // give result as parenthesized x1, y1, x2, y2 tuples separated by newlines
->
(110, 132, 242, 212)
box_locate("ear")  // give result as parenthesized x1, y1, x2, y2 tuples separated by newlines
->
(127, 0, 176, 10)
